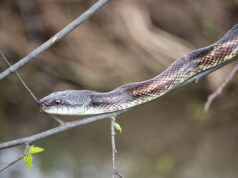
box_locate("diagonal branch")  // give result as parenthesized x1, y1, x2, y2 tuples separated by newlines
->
(0, 109, 129, 150)
(204, 62, 238, 111)
(0, 50, 65, 124)
(0, 50, 39, 103)
(0, 0, 110, 81)
(0, 143, 30, 173)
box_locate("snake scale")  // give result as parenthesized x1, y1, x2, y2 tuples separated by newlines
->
(40, 24, 238, 115)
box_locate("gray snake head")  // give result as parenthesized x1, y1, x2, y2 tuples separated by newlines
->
(39, 90, 92, 115)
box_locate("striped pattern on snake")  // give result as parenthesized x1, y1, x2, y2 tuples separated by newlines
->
(40, 24, 238, 115)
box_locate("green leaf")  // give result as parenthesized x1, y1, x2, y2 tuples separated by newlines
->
(24, 153, 32, 169)
(24, 145, 45, 171)
(29, 145, 45, 154)
(114, 122, 122, 133)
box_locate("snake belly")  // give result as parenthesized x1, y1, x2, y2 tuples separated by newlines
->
(40, 24, 238, 115)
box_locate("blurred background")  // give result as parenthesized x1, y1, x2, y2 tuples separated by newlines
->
(1, 0, 238, 177)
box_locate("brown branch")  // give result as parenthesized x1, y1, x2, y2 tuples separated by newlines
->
(204, 62, 238, 111)
(0, 143, 30, 173)
(111, 117, 124, 178)
(0, 0, 110, 81)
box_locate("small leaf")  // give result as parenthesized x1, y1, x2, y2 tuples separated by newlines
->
(24, 153, 32, 169)
(29, 145, 45, 154)
(114, 122, 122, 133)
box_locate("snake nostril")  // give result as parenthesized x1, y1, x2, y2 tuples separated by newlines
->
(41, 103, 47, 109)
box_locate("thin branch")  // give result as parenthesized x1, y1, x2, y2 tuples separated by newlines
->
(204, 62, 238, 111)
(0, 50, 65, 124)
(111, 117, 124, 178)
(0, 143, 30, 173)
(0, 49, 128, 174)
(43, 112, 65, 125)
(0, 0, 110, 81)
(0, 50, 39, 103)
(111, 118, 116, 178)
(0, 109, 129, 150)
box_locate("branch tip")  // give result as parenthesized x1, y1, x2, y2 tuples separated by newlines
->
(204, 62, 238, 111)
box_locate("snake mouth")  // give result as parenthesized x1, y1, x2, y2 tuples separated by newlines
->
(39, 104, 63, 115)
(39, 99, 50, 111)
(40, 102, 47, 110)
(39, 100, 57, 114)
(39, 100, 86, 115)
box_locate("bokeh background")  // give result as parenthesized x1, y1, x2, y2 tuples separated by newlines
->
(1, 0, 238, 178)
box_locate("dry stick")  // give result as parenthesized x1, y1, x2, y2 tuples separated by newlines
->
(0, 0, 110, 81)
(0, 0, 118, 173)
(0, 50, 38, 103)
(0, 53, 125, 174)
(0, 109, 129, 150)
(44, 113, 65, 125)
(111, 117, 124, 178)
(0, 50, 65, 125)
(204, 62, 238, 111)
(0, 51, 64, 169)
(111, 118, 116, 178)
(0, 143, 30, 173)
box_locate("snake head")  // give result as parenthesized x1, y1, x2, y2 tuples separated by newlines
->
(39, 90, 92, 115)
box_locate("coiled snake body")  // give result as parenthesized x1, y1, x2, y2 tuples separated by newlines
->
(40, 24, 238, 115)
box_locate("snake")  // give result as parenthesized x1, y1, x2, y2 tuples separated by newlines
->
(40, 24, 238, 115)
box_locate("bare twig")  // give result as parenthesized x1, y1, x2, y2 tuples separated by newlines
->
(0, 0, 110, 81)
(0, 109, 129, 150)
(111, 118, 116, 178)
(111, 117, 124, 178)
(0, 50, 39, 103)
(0, 50, 65, 124)
(204, 62, 238, 111)
(0, 50, 127, 172)
(0, 143, 30, 173)
(0, 0, 120, 174)
(44, 113, 65, 125)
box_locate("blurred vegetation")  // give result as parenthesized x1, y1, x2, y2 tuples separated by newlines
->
(1, 0, 238, 178)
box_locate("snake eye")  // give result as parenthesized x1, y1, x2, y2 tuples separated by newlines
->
(54, 99, 61, 105)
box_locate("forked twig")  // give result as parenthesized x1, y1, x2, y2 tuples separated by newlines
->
(2, 0, 237, 175)
(0, 1, 126, 174)
(204, 62, 238, 111)
(0, 143, 30, 173)
(0, 49, 128, 174)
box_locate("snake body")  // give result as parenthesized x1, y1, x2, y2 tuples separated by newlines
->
(40, 24, 238, 115)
